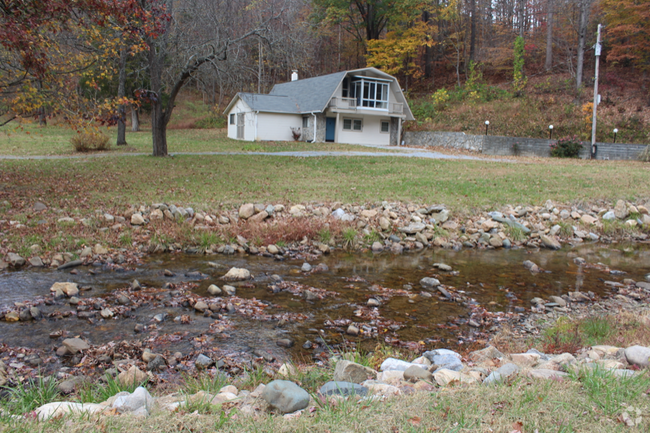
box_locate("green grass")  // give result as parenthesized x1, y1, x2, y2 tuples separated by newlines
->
(1, 153, 649, 213)
(1, 375, 60, 415)
(0, 123, 390, 157)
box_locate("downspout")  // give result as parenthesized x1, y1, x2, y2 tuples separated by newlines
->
(255, 111, 259, 141)
(312, 113, 317, 143)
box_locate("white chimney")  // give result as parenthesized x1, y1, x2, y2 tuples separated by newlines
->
(291, 70, 298, 81)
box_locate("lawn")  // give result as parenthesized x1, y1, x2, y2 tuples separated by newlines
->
(1, 152, 649, 213)
(0, 123, 390, 157)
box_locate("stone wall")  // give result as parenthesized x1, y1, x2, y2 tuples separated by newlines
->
(404, 131, 648, 161)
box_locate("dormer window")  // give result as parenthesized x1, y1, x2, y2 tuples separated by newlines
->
(349, 76, 389, 109)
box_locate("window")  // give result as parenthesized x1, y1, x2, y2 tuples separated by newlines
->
(381, 121, 390, 133)
(343, 118, 362, 131)
(350, 78, 389, 109)
(302, 116, 309, 128)
(229, 114, 235, 125)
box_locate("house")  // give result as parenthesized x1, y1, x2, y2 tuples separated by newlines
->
(224, 68, 415, 146)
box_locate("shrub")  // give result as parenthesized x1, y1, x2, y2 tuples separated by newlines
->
(550, 135, 583, 158)
(71, 132, 110, 152)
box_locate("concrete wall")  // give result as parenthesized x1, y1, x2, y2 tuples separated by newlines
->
(404, 130, 648, 161)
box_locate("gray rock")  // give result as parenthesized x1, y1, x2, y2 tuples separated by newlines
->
(333, 360, 377, 383)
(380, 358, 419, 372)
(625, 345, 650, 368)
(33, 201, 47, 212)
(492, 215, 530, 233)
(112, 386, 154, 416)
(403, 365, 432, 382)
(398, 223, 425, 234)
(208, 284, 222, 296)
(602, 211, 616, 221)
(424, 350, 463, 371)
(58, 376, 86, 394)
(223, 285, 236, 296)
(614, 200, 629, 220)
(28, 257, 44, 267)
(239, 204, 255, 219)
(420, 277, 440, 289)
(62, 338, 90, 354)
(367, 298, 380, 307)
(7, 253, 25, 267)
(57, 260, 82, 271)
(195, 354, 214, 369)
(636, 282, 650, 291)
(483, 363, 520, 384)
(523, 260, 540, 272)
(430, 210, 449, 224)
(301, 263, 312, 272)
(147, 355, 166, 371)
(303, 290, 319, 302)
(319, 381, 368, 396)
(261, 380, 310, 413)
(371, 241, 384, 252)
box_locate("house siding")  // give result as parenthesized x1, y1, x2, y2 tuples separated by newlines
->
(256, 113, 302, 141)
(336, 115, 391, 146)
(227, 99, 256, 141)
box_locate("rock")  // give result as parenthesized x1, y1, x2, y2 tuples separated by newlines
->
(261, 380, 310, 413)
(195, 354, 214, 369)
(510, 353, 540, 367)
(238, 204, 255, 219)
(57, 259, 82, 270)
(28, 256, 44, 267)
(223, 285, 236, 296)
(58, 376, 86, 394)
(430, 209, 449, 224)
(380, 358, 420, 372)
(379, 217, 391, 231)
(433, 369, 476, 386)
(147, 355, 166, 371)
(625, 346, 650, 368)
(489, 235, 503, 248)
(268, 245, 279, 254)
(371, 241, 384, 252)
(118, 365, 148, 386)
(131, 213, 145, 225)
(483, 363, 520, 384)
(6, 253, 25, 267)
(30, 306, 42, 320)
(602, 211, 616, 221)
(194, 301, 209, 312)
(404, 365, 432, 382)
(100, 308, 114, 319)
(433, 263, 452, 272)
(277, 339, 294, 348)
(526, 369, 569, 380)
(93, 244, 108, 255)
(469, 346, 504, 363)
(249, 211, 269, 224)
(221, 267, 251, 281)
(4, 311, 19, 322)
(423, 350, 463, 371)
(523, 260, 540, 273)
(208, 284, 222, 296)
(50, 282, 79, 297)
(301, 263, 312, 272)
(549, 296, 567, 307)
(614, 200, 629, 219)
(377, 370, 404, 384)
(333, 360, 377, 383)
(420, 277, 440, 289)
(367, 298, 380, 307)
(62, 338, 90, 354)
(112, 386, 154, 416)
(33, 201, 47, 212)
(346, 324, 359, 335)
(581, 214, 597, 225)
(540, 235, 561, 250)
(398, 223, 425, 234)
(361, 380, 401, 396)
(35, 402, 104, 421)
(303, 290, 319, 302)
(319, 381, 369, 396)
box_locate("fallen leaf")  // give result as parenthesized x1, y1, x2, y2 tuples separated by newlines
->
(408, 416, 421, 427)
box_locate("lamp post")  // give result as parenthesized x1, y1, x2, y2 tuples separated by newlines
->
(485, 120, 490, 135)
(549, 125, 554, 140)
(613, 128, 618, 143)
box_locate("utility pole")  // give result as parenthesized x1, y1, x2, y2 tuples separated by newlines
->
(590, 23, 602, 159)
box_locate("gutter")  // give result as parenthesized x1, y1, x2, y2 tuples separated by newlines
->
(312, 112, 317, 143)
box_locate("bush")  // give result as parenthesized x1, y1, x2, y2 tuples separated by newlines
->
(71, 132, 111, 152)
(550, 135, 583, 158)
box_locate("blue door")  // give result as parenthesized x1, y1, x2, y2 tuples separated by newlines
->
(325, 118, 336, 142)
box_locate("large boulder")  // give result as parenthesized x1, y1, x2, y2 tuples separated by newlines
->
(261, 380, 310, 413)
(423, 349, 463, 372)
(332, 360, 377, 383)
(625, 346, 650, 368)
(239, 204, 255, 219)
(35, 402, 104, 421)
(6, 253, 25, 267)
(111, 386, 155, 416)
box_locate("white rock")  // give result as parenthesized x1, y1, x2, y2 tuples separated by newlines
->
(36, 402, 104, 421)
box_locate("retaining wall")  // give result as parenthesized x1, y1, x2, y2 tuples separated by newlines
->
(403, 131, 648, 161)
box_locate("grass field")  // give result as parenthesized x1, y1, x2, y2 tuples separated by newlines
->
(1, 152, 649, 213)
(0, 123, 386, 157)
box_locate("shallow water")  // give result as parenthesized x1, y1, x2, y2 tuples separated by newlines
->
(1, 243, 649, 361)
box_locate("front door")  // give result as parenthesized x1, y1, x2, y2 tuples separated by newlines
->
(325, 117, 336, 142)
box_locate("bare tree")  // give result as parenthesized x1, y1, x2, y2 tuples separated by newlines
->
(575, 0, 591, 91)
(545, 0, 553, 71)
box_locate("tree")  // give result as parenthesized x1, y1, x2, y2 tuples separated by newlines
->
(602, 0, 650, 75)
(545, 0, 554, 71)
(575, 0, 592, 92)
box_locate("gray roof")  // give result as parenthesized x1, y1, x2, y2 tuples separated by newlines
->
(238, 93, 300, 114)
(269, 71, 347, 113)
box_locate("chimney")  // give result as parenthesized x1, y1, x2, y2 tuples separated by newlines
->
(291, 70, 298, 81)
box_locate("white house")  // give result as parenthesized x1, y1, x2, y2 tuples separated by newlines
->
(224, 68, 415, 146)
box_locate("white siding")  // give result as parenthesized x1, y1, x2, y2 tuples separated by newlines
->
(337, 115, 391, 145)
(256, 113, 302, 141)
(226, 99, 256, 141)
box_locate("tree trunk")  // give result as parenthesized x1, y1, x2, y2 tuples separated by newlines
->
(116, 48, 128, 145)
(131, 106, 139, 132)
(518, 0, 525, 37)
(37, 80, 47, 126)
(575, 0, 590, 91)
(422, 9, 433, 80)
(469, 0, 477, 62)
(545, 0, 553, 71)
(149, 40, 168, 157)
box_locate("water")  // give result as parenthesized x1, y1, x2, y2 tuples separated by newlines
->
(1, 243, 648, 362)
